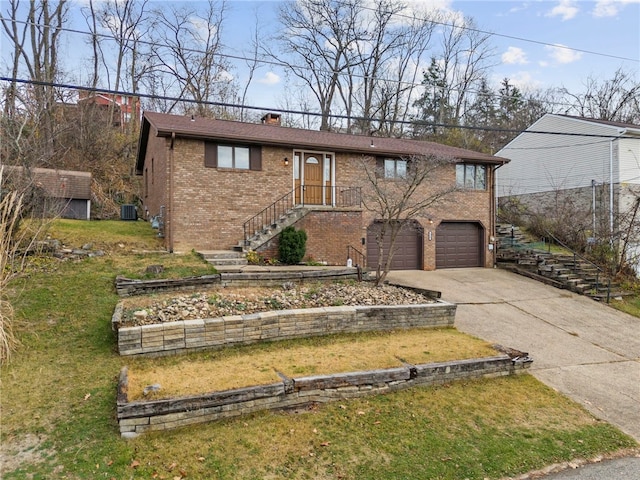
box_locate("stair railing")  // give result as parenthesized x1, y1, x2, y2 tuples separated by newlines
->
(243, 188, 297, 245)
(347, 245, 366, 268)
(243, 186, 363, 245)
(544, 230, 609, 302)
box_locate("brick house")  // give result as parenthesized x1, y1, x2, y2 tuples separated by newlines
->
(135, 111, 508, 270)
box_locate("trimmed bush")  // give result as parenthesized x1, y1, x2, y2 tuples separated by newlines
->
(279, 226, 307, 264)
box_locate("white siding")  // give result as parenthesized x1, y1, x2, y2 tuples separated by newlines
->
(497, 115, 626, 197)
(619, 137, 640, 185)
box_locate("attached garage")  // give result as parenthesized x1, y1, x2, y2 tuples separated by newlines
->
(367, 220, 423, 270)
(436, 222, 484, 268)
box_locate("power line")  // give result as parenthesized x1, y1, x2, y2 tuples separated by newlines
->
(363, 4, 639, 64)
(2, 76, 638, 140)
(0, 17, 628, 111)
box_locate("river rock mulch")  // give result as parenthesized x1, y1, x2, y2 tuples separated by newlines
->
(120, 282, 435, 327)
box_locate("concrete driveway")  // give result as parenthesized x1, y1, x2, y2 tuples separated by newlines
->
(387, 268, 640, 443)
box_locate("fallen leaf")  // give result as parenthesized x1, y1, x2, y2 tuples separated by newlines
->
(357, 411, 365, 415)
(168, 462, 177, 470)
(312, 428, 318, 434)
(339, 405, 346, 409)
(130, 460, 140, 468)
(96, 463, 99, 469)
(84, 393, 91, 401)
(320, 442, 331, 447)
(197, 457, 205, 462)
(374, 421, 381, 425)
(107, 460, 114, 466)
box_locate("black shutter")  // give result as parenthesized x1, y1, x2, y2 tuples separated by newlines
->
(204, 142, 217, 168)
(249, 146, 262, 171)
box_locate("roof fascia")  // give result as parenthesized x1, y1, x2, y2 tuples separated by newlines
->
(152, 128, 506, 165)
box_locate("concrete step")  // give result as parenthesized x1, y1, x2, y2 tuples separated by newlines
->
(198, 250, 248, 268)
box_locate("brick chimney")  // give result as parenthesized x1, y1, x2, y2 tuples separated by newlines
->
(261, 113, 281, 126)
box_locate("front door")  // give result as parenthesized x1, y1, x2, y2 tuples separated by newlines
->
(303, 153, 323, 204)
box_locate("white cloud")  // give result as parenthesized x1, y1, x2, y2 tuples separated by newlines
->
(546, 0, 579, 20)
(544, 44, 583, 64)
(592, 0, 640, 17)
(258, 72, 280, 86)
(502, 47, 528, 65)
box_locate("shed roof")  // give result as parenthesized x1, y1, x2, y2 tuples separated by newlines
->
(136, 111, 508, 174)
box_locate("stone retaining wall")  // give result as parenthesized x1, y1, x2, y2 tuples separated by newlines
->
(114, 302, 457, 357)
(115, 269, 365, 297)
(117, 355, 532, 437)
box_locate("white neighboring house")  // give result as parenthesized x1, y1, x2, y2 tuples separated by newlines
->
(496, 114, 640, 270)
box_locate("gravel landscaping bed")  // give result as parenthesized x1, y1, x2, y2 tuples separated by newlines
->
(121, 281, 435, 327)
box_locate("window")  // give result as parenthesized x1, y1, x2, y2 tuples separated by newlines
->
(217, 145, 250, 169)
(456, 164, 486, 190)
(384, 158, 407, 179)
(204, 142, 261, 170)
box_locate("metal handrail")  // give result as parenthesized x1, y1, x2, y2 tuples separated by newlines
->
(347, 245, 366, 268)
(544, 230, 610, 301)
(243, 185, 363, 245)
(243, 188, 297, 245)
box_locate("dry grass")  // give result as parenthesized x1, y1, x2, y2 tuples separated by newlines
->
(127, 328, 497, 400)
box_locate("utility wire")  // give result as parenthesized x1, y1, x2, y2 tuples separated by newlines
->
(1, 17, 630, 111)
(2, 76, 638, 140)
(359, 3, 639, 64)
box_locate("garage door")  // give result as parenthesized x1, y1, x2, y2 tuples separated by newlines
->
(366, 220, 423, 270)
(436, 222, 483, 268)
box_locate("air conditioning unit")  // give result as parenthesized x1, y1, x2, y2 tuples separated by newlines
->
(120, 204, 138, 221)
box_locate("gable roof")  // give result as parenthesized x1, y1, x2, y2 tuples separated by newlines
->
(496, 113, 640, 154)
(3, 166, 92, 200)
(555, 114, 640, 132)
(136, 111, 507, 174)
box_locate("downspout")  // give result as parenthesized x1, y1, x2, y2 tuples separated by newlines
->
(169, 131, 175, 253)
(610, 129, 627, 244)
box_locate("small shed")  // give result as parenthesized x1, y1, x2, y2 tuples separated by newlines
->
(3, 166, 92, 220)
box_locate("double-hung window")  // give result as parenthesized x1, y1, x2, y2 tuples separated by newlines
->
(384, 158, 407, 179)
(456, 164, 486, 190)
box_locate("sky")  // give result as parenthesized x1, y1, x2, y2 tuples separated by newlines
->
(217, 0, 640, 108)
(2, 0, 639, 110)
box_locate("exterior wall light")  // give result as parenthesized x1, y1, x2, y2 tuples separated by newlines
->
(284, 157, 289, 166)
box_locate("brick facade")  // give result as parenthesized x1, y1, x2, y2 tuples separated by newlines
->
(138, 115, 500, 268)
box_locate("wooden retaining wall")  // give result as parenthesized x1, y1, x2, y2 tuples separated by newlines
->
(117, 355, 532, 437)
(114, 302, 457, 357)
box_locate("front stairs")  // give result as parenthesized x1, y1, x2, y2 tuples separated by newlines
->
(236, 206, 310, 252)
(199, 206, 311, 272)
(496, 224, 628, 302)
(199, 250, 247, 272)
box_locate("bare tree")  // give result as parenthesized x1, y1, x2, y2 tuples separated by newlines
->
(561, 68, 640, 124)
(147, 0, 236, 117)
(361, 154, 457, 285)
(1, 0, 69, 161)
(273, 0, 368, 130)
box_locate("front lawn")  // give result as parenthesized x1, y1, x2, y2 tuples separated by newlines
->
(0, 220, 636, 479)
